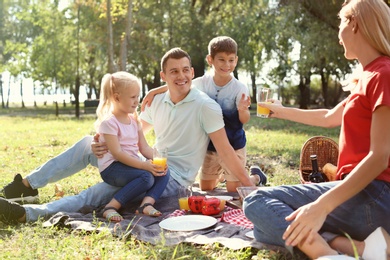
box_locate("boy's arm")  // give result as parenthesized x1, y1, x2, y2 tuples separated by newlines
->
(237, 93, 251, 124)
(140, 85, 168, 111)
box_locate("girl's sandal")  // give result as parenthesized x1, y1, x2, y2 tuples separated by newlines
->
(102, 207, 123, 223)
(136, 203, 162, 217)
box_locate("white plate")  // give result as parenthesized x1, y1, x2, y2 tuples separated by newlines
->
(205, 195, 233, 201)
(245, 230, 254, 239)
(159, 215, 217, 231)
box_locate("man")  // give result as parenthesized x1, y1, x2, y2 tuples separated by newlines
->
(0, 47, 254, 224)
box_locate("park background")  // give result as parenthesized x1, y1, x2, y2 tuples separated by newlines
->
(1, 0, 363, 115)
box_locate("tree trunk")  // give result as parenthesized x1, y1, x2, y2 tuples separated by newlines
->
(20, 80, 25, 108)
(298, 73, 311, 109)
(6, 75, 10, 108)
(119, 0, 133, 71)
(250, 72, 257, 103)
(0, 74, 4, 108)
(107, 0, 116, 73)
(320, 70, 329, 108)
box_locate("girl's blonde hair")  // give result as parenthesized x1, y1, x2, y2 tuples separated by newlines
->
(95, 71, 140, 130)
(340, 0, 390, 90)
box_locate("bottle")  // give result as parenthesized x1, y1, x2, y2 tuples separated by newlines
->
(308, 155, 328, 183)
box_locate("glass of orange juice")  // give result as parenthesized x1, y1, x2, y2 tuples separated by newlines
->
(256, 87, 272, 118)
(153, 147, 168, 173)
(178, 186, 191, 211)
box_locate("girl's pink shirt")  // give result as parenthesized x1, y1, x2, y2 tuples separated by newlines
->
(98, 114, 140, 172)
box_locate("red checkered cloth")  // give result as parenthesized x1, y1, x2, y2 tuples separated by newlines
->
(166, 207, 253, 229)
(220, 208, 253, 229)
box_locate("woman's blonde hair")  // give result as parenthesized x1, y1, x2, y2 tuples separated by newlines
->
(94, 71, 140, 130)
(340, 0, 390, 90)
(340, 0, 390, 57)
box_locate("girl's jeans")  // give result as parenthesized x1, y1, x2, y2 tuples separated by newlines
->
(100, 161, 169, 206)
(243, 180, 390, 248)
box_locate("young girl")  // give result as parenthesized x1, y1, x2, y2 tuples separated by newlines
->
(95, 71, 169, 222)
(244, 0, 390, 259)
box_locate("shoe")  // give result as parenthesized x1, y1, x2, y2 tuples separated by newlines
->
(2, 174, 39, 204)
(0, 197, 26, 225)
(362, 227, 390, 260)
(250, 165, 267, 186)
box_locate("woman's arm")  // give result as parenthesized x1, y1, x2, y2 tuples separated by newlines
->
(260, 99, 344, 128)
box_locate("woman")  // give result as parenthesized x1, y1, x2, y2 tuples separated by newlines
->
(243, 0, 390, 259)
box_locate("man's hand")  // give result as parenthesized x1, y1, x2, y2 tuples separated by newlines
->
(91, 133, 108, 158)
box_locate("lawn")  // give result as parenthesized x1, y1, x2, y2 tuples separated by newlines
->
(0, 105, 340, 260)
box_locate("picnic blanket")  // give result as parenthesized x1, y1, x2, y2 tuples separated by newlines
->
(42, 187, 267, 250)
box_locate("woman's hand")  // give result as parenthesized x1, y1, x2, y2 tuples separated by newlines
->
(91, 133, 108, 158)
(258, 99, 283, 117)
(282, 201, 328, 247)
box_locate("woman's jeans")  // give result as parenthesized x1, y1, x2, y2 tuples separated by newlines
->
(243, 180, 390, 248)
(100, 161, 169, 206)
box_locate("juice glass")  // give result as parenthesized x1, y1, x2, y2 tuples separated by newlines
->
(256, 87, 272, 118)
(178, 186, 191, 211)
(153, 147, 168, 172)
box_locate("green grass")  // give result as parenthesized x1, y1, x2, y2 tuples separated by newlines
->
(0, 106, 340, 259)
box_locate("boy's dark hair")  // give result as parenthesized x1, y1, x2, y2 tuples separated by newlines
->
(208, 36, 238, 58)
(161, 47, 192, 72)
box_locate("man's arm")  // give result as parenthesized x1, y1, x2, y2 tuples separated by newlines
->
(209, 128, 254, 187)
(91, 133, 108, 158)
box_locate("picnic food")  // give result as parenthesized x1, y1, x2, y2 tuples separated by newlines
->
(188, 196, 221, 215)
(201, 197, 221, 216)
(188, 196, 205, 213)
(322, 163, 337, 181)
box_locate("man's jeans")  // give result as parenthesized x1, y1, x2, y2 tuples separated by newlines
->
(26, 136, 98, 189)
(24, 174, 180, 222)
(243, 180, 390, 247)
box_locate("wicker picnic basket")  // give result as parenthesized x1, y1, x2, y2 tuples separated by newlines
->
(299, 136, 339, 183)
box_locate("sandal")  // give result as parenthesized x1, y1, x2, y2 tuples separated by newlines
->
(102, 207, 123, 223)
(250, 165, 267, 186)
(136, 203, 161, 217)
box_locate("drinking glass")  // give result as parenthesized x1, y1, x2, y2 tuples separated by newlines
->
(256, 87, 273, 118)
